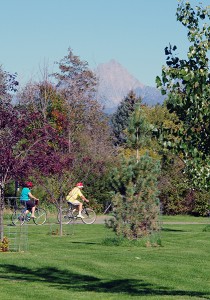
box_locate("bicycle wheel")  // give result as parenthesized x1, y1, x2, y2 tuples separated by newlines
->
(81, 208, 96, 224)
(11, 210, 25, 226)
(57, 209, 73, 224)
(33, 208, 47, 225)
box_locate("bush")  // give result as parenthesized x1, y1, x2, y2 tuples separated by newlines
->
(0, 236, 9, 252)
(192, 190, 210, 217)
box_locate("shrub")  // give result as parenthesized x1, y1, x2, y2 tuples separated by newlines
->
(0, 236, 9, 252)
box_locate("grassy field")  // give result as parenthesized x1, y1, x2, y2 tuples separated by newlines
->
(0, 216, 210, 300)
(161, 214, 210, 223)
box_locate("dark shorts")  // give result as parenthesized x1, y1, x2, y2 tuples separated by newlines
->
(20, 200, 35, 210)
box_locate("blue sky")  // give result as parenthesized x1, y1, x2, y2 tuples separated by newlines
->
(0, 0, 209, 87)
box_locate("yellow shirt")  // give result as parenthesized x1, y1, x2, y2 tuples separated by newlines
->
(66, 187, 84, 203)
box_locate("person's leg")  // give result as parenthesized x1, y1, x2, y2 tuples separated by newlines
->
(27, 200, 36, 218)
(77, 204, 85, 218)
(78, 202, 83, 214)
(70, 201, 84, 218)
(20, 201, 28, 215)
(31, 206, 36, 218)
(22, 202, 29, 215)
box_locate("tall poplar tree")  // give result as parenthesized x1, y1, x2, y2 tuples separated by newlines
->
(156, 2, 210, 190)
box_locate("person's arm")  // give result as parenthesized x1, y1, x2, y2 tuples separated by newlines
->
(28, 192, 39, 201)
(81, 195, 89, 203)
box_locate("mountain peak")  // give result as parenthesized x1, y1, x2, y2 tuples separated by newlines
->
(95, 60, 165, 112)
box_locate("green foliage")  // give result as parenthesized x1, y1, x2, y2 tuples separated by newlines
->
(102, 233, 162, 247)
(126, 104, 154, 161)
(108, 100, 162, 238)
(136, 105, 209, 217)
(156, 2, 210, 190)
(84, 171, 112, 212)
(108, 154, 161, 239)
(158, 154, 210, 216)
(192, 190, 210, 217)
(111, 90, 142, 145)
(158, 155, 190, 215)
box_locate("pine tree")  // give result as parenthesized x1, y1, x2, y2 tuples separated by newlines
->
(109, 155, 160, 239)
(111, 91, 141, 145)
(108, 105, 161, 239)
(126, 104, 153, 161)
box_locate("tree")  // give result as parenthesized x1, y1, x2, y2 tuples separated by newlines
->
(0, 67, 21, 239)
(0, 64, 74, 238)
(0, 65, 19, 99)
(111, 91, 142, 145)
(17, 50, 115, 213)
(126, 103, 153, 161)
(107, 106, 161, 239)
(53, 48, 99, 142)
(0, 100, 69, 238)
(156, 2, 210, 190)
(52, 48, 115, 206)
(108, 154, 160, 240)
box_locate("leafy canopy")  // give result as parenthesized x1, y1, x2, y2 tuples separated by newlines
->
(156, 1, 210, 190)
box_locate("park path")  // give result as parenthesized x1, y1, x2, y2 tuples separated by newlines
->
(94, 215, 210, 225)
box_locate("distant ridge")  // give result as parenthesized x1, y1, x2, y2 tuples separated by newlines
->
(95, 59, 165, 114)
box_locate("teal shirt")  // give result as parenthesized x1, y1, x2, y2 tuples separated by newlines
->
(20, 187, 30, 201)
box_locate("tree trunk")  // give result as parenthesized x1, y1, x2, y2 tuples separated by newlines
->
(136, 131, 139, 162)
(58, 200, 63, 237)
(0, 183, 4, 241)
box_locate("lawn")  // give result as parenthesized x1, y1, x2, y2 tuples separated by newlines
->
(0, 217, 210, 300)
(161, 214, 210, 223)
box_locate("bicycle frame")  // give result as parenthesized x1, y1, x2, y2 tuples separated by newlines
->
(11, 205, 47, 226)
(57, 203, 96, 225)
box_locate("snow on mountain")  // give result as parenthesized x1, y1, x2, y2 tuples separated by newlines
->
(95, 59, 165, 113)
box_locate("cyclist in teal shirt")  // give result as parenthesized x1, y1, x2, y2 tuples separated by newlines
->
(20, 182, 39, 218)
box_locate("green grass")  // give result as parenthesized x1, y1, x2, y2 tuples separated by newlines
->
(161, 214, 210, 223)
(105, 211, 210, 224)
(1, 218, 210, 300)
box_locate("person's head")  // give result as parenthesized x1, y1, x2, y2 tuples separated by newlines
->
(76, 182, 83, 189)
(25, 181, 33, 188)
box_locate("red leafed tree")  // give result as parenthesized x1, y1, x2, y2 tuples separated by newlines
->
(0, 69, 72, 239)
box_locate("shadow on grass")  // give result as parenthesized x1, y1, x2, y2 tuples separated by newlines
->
(69, 241, 100, 245)
(161, 228, 185, 232)
(0, 264, 209, 299)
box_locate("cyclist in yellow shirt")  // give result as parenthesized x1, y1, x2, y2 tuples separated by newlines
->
(66, 182, 89, 218)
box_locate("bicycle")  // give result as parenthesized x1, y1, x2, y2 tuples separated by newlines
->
(11, 203, 47, 226)
(57, 203, 96, 225)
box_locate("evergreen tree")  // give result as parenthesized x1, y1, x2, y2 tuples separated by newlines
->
(126, 104, 153, 161)
(108, 155, 160, 239)
(108, 106, 161, 239)
(111, 91, 141, 145)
